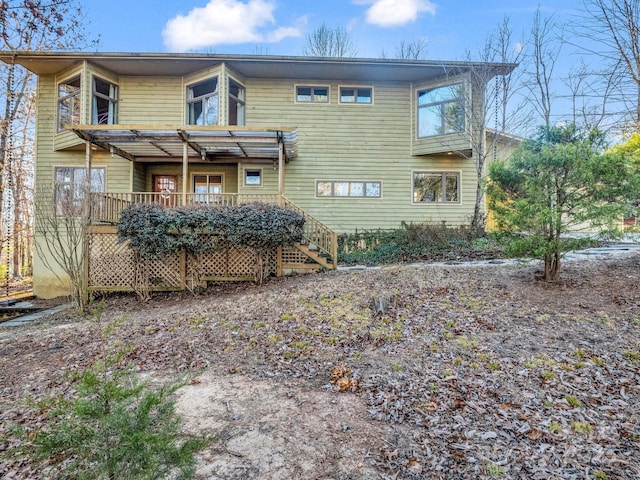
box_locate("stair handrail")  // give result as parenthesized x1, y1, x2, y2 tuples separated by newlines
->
(281, 196, 338, 269)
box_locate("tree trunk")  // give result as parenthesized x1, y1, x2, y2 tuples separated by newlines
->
(544, 250, 561, 281)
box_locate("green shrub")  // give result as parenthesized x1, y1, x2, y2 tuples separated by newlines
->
(117, 202, 305, 258)
(7, 305, 210, 479)
(338, 222, 502, 265)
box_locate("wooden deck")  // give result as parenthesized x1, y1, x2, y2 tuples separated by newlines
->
(86, 193, 337, 292)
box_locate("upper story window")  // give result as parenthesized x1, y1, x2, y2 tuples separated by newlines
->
(296, 86, 329, 103)
(340, 87, 372, 104)
(92, 76, 118, 125)
(417, 83, 465, 138)
(57, 75, 81, 132)
(228, 78, 245, 126)
(187, 77, 218, 125)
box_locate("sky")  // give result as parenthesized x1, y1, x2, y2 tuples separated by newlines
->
(82, 0, 582, 61)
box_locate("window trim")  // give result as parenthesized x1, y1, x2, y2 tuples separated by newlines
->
(57, 73, 82, 132)
(243, 168, 262, 187)
(338, 85, 373, 105)
(315, 180, 382, 198)
(295, 84, 330, 104)
(416, 81, 466, 139)
(186, 76, 219, 126)
(411, 170, 461, 204)
(54, 166, 106, 216)
(91, 75, 118, 125)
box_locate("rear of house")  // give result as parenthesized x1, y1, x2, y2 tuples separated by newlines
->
(0, 52, 517, 298)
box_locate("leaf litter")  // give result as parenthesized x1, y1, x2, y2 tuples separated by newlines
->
(1, 253, 639, 479)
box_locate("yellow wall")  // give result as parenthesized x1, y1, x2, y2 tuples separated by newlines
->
(33, 59, 504, 297)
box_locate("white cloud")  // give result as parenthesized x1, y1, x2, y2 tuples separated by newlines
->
(162, 0, 301, 52)
(357, 0, 437, 28)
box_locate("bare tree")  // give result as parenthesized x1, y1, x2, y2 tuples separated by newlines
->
(34, 184, 90, 310)
(445, 17, 524, 229)
(395, 39, 429, 60)
(302, 23, 358, 57)
(579, 0, 640, 126)
(521, 8, 563, 128)
(0, 1, 93, 285)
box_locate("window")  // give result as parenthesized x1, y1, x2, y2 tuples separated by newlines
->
(228, 78, 245, 126)
(296, 86, 329, 103)
(193, 174, 223, 202)
(92, 76, 118, 125)
(340, 87, 372, 104)
(244, 169, 262, 186)
(417, 83, 465, 137)
(54, 167, 105, 216)
(57, 75, 81, 131)
(187, 77, 218, 125)
(413, 172, 459, 203)
(316, 180, 381, 198)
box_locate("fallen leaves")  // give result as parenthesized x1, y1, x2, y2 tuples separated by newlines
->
(330, 365, 359, 393)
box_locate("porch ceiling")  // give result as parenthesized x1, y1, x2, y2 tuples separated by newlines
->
(69, 125, 298, 163)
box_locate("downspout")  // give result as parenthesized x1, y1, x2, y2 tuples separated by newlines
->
(278, 132, 285, 206)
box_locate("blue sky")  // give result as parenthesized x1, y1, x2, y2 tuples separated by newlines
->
(84, 0, 581, 60)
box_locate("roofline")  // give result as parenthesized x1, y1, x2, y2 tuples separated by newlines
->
(0, 50, 518, 76)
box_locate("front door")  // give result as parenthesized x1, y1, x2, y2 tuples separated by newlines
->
(153, 175, 178, 205)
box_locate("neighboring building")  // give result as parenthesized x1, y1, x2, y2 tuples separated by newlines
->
(0, 52, 517, 298)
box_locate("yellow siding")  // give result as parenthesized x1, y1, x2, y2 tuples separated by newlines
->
(119, 77, 184, 124)
(246, 78, 479, 232)
(33, 59, 500, 296)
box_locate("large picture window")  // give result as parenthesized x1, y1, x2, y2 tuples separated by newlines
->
(54, 167, 105, 216)
(316, 180, 381, 198)
(92, 76, 118, 125)
(413, 172, 459, 203)
(417, 83, 465, 137)
(57, 75, 81, 132)
(187, 77, 218, 125)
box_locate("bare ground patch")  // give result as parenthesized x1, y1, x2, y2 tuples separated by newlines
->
(1, 253, 640, 479)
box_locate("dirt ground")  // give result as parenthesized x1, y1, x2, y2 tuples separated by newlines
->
(1, 252, 640, 479)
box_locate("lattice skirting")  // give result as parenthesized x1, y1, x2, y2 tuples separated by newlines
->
(281, 246, 310, 264)
(86, 227, 278, 292)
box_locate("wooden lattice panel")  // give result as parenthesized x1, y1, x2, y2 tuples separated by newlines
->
(190, 246, 277, 279)
(88, 231, 136, 288)
(281, 246, 309, 264)
(146, 255, 183, 288)
(87, 227, 279, 291)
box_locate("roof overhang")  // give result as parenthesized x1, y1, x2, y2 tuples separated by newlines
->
(69, 125, 297, 163)
(0, 51, 518, 82)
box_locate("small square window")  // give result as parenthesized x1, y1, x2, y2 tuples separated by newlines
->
(340, 87, 372, 104)
(296, 86, 329, 103)
(244, 169, 262, 186)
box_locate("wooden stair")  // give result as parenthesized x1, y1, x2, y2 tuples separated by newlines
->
(281, 197, 338, 271)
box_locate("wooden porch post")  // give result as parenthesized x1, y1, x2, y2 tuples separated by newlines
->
(182, 141, 188, 205)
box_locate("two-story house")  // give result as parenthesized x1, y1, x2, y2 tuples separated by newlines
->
(0, 52, 517, 298)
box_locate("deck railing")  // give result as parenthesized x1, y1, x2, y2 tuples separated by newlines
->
(90, 192, 280, 224)
(89, 192, 338, 269)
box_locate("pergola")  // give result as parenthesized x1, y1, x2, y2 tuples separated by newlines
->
(69, 125, 298, 201)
